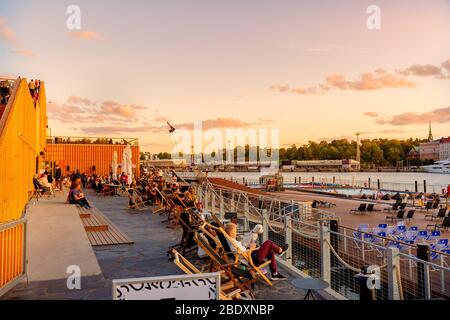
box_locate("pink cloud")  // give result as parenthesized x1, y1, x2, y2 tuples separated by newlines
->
(271, 58, 450, 96)
(363, 112, 379, 118)
(67, 95, 96, 106)
(0, 17, 34, 57)
(375, 107, 450, 125)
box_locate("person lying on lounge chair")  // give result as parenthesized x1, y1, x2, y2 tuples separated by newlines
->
(224, 223, 288, 281)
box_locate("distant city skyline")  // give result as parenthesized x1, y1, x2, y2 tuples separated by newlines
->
(1, 0, 450, 152)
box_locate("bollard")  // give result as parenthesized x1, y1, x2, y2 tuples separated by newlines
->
(415, 181, 418, 193)
(423, 180, 427, 194)
(355, 266, 377, 300)
(368, 178, 371, 189)
(417, 243, 431, 299)
(377, 179, 380, 190)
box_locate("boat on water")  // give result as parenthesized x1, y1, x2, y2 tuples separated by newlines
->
(421, 159, 450, 174)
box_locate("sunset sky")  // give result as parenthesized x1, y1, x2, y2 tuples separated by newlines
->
(1, 0, 450, 152)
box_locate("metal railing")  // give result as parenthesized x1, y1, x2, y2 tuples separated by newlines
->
(0, 218, 27, 297)
(177, 171, 447, 194)
(47, 136, 139, 146)
(194, 181, 450, 300)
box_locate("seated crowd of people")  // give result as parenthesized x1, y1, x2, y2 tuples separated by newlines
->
(0, 80, 12, 105)
(137, 169, 290, 285)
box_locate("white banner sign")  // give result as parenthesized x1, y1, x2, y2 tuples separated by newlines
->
(112, 273, 221, 300)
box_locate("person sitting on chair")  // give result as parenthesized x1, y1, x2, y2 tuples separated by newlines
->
(69, 184, 92, 209)
(39, 173, 54, 195)
(224, 223, 288, 281)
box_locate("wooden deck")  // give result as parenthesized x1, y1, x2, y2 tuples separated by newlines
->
(77, 206, 133, 246)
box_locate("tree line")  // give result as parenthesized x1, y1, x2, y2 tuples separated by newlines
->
(147, 138, 431, 167)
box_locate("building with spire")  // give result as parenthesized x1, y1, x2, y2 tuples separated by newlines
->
(419, 122, 440, 161)
(428, 122, 433, 142)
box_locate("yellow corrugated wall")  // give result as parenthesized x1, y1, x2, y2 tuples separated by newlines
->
(0, 77, 47, 293)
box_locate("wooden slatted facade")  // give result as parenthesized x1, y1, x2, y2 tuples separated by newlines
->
(45, 143, 140, 177)
(0, 77, 47, 296)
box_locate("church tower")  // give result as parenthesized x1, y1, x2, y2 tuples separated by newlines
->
(428, 122, 433, 142)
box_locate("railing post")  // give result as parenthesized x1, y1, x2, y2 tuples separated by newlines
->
(218, 191, 225, 220)
(205, 189, 210, 211)
(230, 191, 236, 212)
(284, 216, 292, 266)
(198, 187, 203, 204)
(262, 209, 268, 243)
(320, 225, 331, 283)
(417, 243, 431, 299)
(211, 191, 216, 214)
(243, 201, 250, 232)
(387, 247, 401, 300)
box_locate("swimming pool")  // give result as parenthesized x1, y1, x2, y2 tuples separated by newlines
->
(308, 188, 407, 197)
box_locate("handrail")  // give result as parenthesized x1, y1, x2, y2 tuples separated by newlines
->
(0, 77, 20, 137)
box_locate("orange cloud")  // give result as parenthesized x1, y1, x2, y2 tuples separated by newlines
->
(47, 96, 149, 126)
(68, 31, 101, 41)
(0, 17, 34, 57)
(363, 112, 379, 118)
(68, 95, 96, 106)
(271, 59, 450, 96)
(375, 107, 450, 125)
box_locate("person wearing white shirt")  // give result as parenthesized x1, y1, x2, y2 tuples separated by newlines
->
(224, 223, 288, 281)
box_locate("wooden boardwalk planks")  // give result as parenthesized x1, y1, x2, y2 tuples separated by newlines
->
(77, 206, 133, 246)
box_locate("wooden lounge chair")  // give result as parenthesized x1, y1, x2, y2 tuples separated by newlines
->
(350, 203, 367, 214)
(193, 233, 257, 299)
(209, 224, 273, 286)
(386, 210, 405, 222)
(126, 187, 147, 210)
(170, 249, 253, 300)
(425, 208, 447, 221)
(167, 210, 198, 261)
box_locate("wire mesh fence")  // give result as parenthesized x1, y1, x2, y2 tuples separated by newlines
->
(193, 180, 450, 300)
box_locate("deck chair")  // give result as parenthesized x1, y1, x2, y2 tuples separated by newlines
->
(211, 225, 273, 286)
(193, 232, 257, 299)
(170, 249, 253, 300)
(386, 210, 405, 222)
(425, 208, 447, 221)
(405, 210, 416, 222)
(428, 217, 450, 232)
(366, 203, 380, 212)
(167, 210, 198, 260)
(126, 187, 147, 210)
(384, 203, 400, 212)
(420, 201, 433, 212)
(350, 203, 367, 214)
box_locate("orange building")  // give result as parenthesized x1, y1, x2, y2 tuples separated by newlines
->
(1, 77, 47, 296)
(44, 137, 140, 177)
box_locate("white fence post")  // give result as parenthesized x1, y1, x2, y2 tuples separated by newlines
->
(219, 192, 224, 220)
(211, 191, 216, 214)
(243, 201, 249, 232)
(262, 209, 268, 243)
(387, 247, 401, 300)
(320, 225, 331, 283)
(284, 216, 292, 266)
(230, 191, 236, 212)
